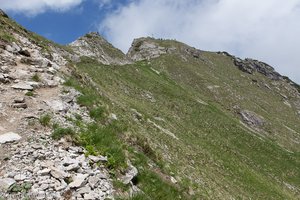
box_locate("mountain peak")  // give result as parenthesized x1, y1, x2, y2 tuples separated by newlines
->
(69, 32, 130, 65)
(127, 37, 202, 61)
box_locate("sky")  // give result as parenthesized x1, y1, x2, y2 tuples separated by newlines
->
(1, 0, 300, 83)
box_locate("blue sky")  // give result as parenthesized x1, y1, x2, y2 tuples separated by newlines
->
(4, 1, 128, 45)
(1, 0, 300, 83)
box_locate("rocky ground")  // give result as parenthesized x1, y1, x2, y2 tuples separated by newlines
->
(0, 32, 114, 199)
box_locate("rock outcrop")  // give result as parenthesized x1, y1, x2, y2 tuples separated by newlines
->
(69, 32, 130, 65)
(127, 37, 202, 62)
(127, 38, 168, 61)
(234, 58, 282, 80)
(240, 110, 265, 128)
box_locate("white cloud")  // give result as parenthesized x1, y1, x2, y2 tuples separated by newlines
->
(97, 0, 112, 8)
(0, 0, 85, 16)
(99, 0, 300, 83)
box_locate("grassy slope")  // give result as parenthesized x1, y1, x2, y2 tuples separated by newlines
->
(72, 54, 300, 199)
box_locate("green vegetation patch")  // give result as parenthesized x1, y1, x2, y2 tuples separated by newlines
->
(39, 113, 51, 127)
(80, 122, 126, 169)
(52, 126, 76, 140)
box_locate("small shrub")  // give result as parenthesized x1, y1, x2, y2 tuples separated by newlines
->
(39, 114, 51, 127)
(25, 91, 35, 96)
(32, 73, 40, 82)
(52, 127, 75, 140)
(52, 123, 59, 130)
(85, 145, 97, 156)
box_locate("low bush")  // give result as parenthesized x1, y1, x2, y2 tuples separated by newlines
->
(52, 127, 75, 140)
(39, 114, 51, 127)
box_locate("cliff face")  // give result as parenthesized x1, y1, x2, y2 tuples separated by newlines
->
(0, 10, 300, 200)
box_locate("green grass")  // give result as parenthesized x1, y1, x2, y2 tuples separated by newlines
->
(80, 122, 126, 169)
(89, 106, 105, 121)
(52, 126, 75, 140)
(63, 75, 188, 198)
(71, 53, 300, 199)
(130, 169, 184, 200)
(0, 31, 16, 43)
(25, 91, 35, 97)
(39, 114, 51, 127)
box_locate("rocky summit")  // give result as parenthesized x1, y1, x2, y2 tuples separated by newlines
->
(0, 10, 300, 200)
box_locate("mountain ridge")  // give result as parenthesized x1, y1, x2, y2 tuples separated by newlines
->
(0, 9, 299, 200)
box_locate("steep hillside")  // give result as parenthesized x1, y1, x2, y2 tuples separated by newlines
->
(0, 10, 299, 200)
(69, 37, 300, 199)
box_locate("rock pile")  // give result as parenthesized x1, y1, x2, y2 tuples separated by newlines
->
(0, 134, 113, 200)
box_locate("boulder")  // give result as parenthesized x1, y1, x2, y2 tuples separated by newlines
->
(88, 176, 100, 189)
(5, 45, 17, 53)
(185, 47, 201, 58)
(69, 174, 89, 188)
(12, 103, 27, 109)
(121, 165, 138, 185)
(11, 82, 33, 90)
(14, 97, 25, 103)
(240, 110, 265, 127)
(0, 132, 21, 144)
(84, 192, 97, 200)
(0, 74, 9, 83)
(77, 186, 92, 194)
(88, 155, 107, 163)
(0, 178, 15, 191)
(109, 113, 118, 121)
(50, 167, 68, 179)
(65, 163, 80, 171)
(20, 57, 43, 66)
(54, 180, 67, 191)
(37, 168, 51, 176)
(45, 100, 66, 112)
(14, 174, 27, 181)
(61, 89, 80, 103)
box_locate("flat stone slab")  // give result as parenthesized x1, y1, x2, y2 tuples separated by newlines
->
(0, 132, 22, 144)
(88, 155, 107, 163)
(69, 174, 89, 188)
(45, 100, 65, 112)
(0, 178, 16, 191)
(11, 82, 33, 90)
